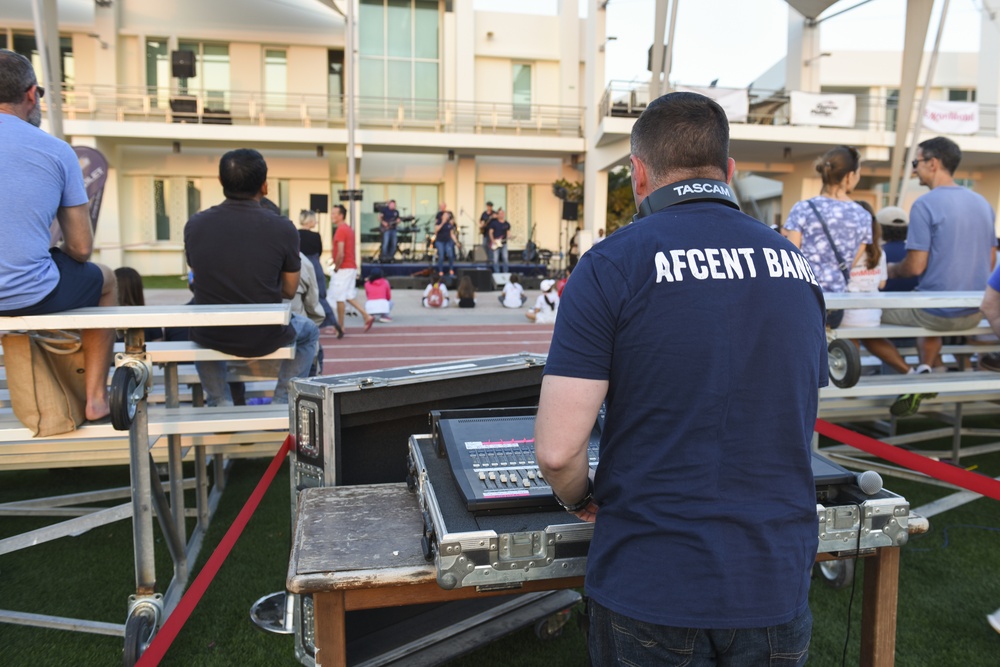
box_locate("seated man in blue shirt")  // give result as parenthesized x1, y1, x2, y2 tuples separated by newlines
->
(0, 49, 117, 423)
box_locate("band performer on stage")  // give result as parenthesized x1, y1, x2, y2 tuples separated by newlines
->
(534, 92, 826, 666)
(433, 209, 460, 276)
(488, 209, 511, 273)
(479, 201, 497, 266)
(378, 199, 400, 262)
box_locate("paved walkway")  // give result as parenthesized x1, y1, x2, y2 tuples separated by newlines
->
(146, 287, 555, 374)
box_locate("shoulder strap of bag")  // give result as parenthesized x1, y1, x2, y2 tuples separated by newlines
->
(806, 199, 852, 284)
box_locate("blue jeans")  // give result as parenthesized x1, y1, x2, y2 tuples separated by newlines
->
(381, 228, 397, 261)
(492, 243, 509, 273)
(435, 240, 455, 275)
(483, 238, 494, 268)
(195, 313, 320, 406)
(589, 599, 811, 667)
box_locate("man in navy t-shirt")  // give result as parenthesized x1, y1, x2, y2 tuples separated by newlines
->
(534, 92, 826, 666)
(379, 199, 400, 262)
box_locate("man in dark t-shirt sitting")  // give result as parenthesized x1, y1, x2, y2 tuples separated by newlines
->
(184, 148, 319, 405)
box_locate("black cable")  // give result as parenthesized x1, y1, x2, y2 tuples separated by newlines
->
(841, 502, 863, 667)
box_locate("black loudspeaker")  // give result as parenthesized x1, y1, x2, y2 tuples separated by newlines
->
(171, 50, 196, 79)
(459, 268, 494, 292)
(562, 201, 579, 221)
(310, 194, 329, 213)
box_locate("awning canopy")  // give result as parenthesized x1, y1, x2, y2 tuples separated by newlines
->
(783, 0, 843, 20)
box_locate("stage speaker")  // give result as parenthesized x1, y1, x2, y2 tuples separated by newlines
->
(460, 267, 494, 292)
(309, 194, 328, 213)
(562, 201, 579, 221)
(171, 50, 196, 79)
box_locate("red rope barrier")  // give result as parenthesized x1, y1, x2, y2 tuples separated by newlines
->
(136, 434, 293, 666)
(815, 419, 1000, 501)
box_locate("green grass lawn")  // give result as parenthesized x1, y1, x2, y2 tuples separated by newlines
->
(141, 275, 191, 290)
(1, 418, 999, 666)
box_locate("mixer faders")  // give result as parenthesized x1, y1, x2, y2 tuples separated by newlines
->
(434, 412, 602, 512)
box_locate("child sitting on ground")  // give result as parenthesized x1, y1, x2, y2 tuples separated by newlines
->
(526, 278, 559, 323)
(364, 267, 393, 322)
(499, 273, 526, 308)
(422, 271, 450, 308)
(457, 275, 476, 308)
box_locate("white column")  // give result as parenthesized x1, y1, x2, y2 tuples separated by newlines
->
(454, 0, 475, 101)
(583, 1, 608, 244)
(558, 0, 581, 108)
(978, 8, 1000, 109)
(785, 6, 822, 93)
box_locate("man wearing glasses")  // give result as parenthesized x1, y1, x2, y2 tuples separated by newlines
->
(0, 49, 117, 423)
(881, 136, 997, 417)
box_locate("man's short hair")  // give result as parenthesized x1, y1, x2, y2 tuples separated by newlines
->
(333, 204, 347, 218)
(219, 149, 267, 199)
(630, 92, 730, 185)
(918, 136, 961, 174)
(0, 49, 37, 105)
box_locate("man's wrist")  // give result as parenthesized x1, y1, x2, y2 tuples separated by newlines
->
(553, 477, 594, 513)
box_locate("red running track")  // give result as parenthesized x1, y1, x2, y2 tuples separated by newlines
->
(317, 324, 554, 374)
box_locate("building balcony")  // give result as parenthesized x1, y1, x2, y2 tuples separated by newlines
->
(600, 81, 1000, 136)
(50, 85, 584, 139)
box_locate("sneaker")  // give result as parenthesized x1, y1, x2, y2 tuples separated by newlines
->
(364, 317, 375, 333)
(988, 608, 1000, 635)
(378, 316, 393, 322)
(890, 366, 936, 417)
(979, 352, 1000, 372)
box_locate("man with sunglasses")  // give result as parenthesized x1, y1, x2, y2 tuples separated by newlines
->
(880, 136, 996, 417)
(0, 49, 117, 424)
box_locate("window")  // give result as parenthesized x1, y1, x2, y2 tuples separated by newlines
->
(512, 64, 532, 120)
(187, 180, 202, 220)
(145, 39, 170, 108)
(154, 179, 171, 241)
(885, 89, 899, 132)
(948, 88, 976, 102)
(178, 41, 230, 111)
(264, 49, 287, 111)
(329, 50, 344, 118)
(359, 0, 440, 118)
(278, 180, 291, 219)
(12, 33, 74, 89)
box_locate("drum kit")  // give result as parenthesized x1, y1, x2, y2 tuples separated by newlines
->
(370, 213, 471, 263)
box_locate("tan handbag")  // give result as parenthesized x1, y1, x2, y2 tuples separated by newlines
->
(2, 330, 87, 437)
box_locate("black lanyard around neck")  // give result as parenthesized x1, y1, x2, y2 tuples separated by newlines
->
(633, 178, 740, 223)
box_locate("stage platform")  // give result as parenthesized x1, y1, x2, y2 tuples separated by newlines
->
(361, 261, 551, 291)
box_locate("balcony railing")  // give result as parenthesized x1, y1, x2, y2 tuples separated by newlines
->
(600, 81, 1000, 137)
(51, 85, 584, 138)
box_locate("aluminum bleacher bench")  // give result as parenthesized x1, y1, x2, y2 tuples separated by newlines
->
(0, 302, 292, 653)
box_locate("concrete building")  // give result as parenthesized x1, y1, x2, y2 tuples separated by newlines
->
(4, 0, 1000, 277)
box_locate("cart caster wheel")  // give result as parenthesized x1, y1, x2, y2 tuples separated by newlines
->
(122, 607, 156, 667)
(828, 339, 861, 389)
(534, 608, 572, 640)
(110, 366, 140, 431)
(815, 558, 855, 589)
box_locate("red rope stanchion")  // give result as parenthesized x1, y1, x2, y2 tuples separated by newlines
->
(136, 434, 294, 666)
(815, 419, 1000, 501)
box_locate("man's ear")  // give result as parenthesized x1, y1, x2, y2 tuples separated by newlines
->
(725, 157, 736, 185)
(630, 155, 650, 202)
(261, 181, 269, 197)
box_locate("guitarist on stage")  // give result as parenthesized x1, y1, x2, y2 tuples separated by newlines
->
(479, 201, 496, 267)
(487, 208, 511, 273)
(378, 199, 400, 262)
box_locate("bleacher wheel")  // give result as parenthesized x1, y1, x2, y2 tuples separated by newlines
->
(827, 339, 861, 388)
(110, 366, 140, 431)
(815, 559, 855, 589)
(122, 597, 160, 667)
